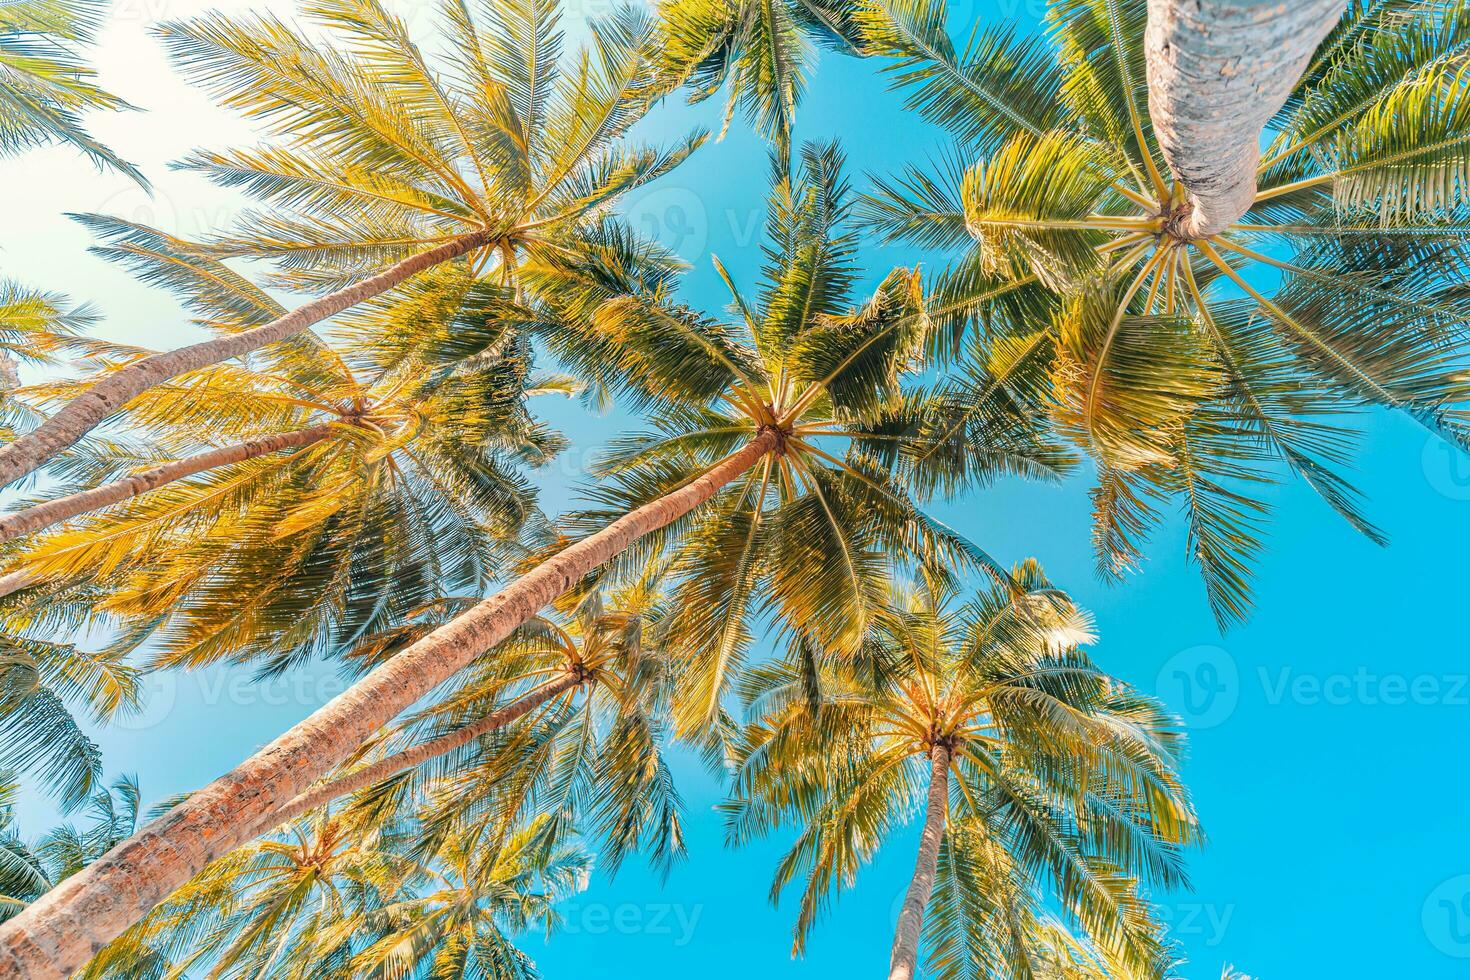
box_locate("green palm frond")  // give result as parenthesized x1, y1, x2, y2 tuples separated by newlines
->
(861, 0, 1470, 625)
(0, 0, 142, 181)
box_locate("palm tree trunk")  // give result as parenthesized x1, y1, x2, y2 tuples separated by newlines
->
(0, 570, 35, 601)
(0, 430, 777, 979)
(889, 743, 950, 980)
(259, 670, 584, 832)
(0, 424, 336, 544)
(1145, 0, 1345, 236)
(0, 229, 496, 491)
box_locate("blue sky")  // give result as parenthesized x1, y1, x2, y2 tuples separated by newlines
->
(3, 2, 1469, 977)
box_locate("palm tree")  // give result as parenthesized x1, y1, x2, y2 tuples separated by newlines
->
(1144, 0, 1345, 236)
(76, 807, 587, 979)
(0, 281, 97, 397)
(0, 218, 560, 673)
(722, 566, 1198, 979)
(266, 581, 687, 883)
(345, 815, 589, 980)
(0, 141, 1065, 974)
(0, 776, 151, 925)
(0, 0, 141, 182)
(0, 621, 139, 810)
(0, 0, 701, 490)
(860, 0, 1470, 625)
(0, 779, 50, 921)
(651, 0, 865, 151)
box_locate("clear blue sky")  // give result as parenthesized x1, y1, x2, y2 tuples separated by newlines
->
(4, 3, 1469, 978)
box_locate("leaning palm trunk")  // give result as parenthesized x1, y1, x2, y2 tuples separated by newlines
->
(0, 424, 336, 544)
(0, 229, 496, 490)
(259, 670, 585, 832)
(889, 743, 951, 980)
(1144, 0, 1346, 236)
(0, 431, 777, 979)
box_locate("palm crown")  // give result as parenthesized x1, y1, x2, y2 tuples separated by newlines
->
(4, 219, 559, 675)
(860, 0, 1470, 624)
(157, 0, 701, 305)
(567, 142, 1070, 737)
(652, 0, 866, 150)
(723, 566, 1199, 977)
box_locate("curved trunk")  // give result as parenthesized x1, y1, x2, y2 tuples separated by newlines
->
(0, 431, 776, 979)
(1144, 0, 1346, 236)
(260, 670, 584, 832)
(0, 229, 496, 491)
(888, 743, 951, 980)
(0, 424, 335, 544)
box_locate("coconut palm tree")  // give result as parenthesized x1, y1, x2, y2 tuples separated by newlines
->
(0, 0, 701, 490)
(75, 806, 587, 980)
(0, 281, 97, 397)
(0, 218, 561, 674)
(0, 141, 1069, 975)
(860, 0, 1470, 625)
(723, 566, 1198, 979)
(0, 779, 49, 921)
(651, 0, 866, 151)
(265, 580, 687, 884)
(0, 775, 153, 928)
(0, 0, 141, 181)
(0, 620, 139, 810)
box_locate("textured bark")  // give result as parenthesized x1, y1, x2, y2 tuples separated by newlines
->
(0, 570, 36, 600)
(0, 431, 776, 979)
(1145, 0, 1346, 236)
(261, 671, 584, 832)
(889, 743, 951, 980)
(0, 230, 496, 491)
(0, 425, 335, 544)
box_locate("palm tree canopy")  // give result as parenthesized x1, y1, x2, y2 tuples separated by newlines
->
(559, 141, 1071, 739)
(723, 565, 1199, 977)
(155, 0, 702, 305)
(0, 0, 142, 181)
(1, 219, 563, 675)
(860, 0, 1470, 625)
(651, 0, 866, 149)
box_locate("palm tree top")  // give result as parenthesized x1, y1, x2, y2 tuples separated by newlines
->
(860, 0, 1470, 626)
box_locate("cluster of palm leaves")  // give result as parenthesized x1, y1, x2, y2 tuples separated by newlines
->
(0, 0, 1466, 975)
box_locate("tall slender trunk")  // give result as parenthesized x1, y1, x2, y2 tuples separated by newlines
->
(259, 670, 583, 832)
(0, 431, 776, 979)
(0, 230, 496, 491)
(1144, 0, 1346, 237)
(0, 424, 335, 544)
(889, 743, 950, 980)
